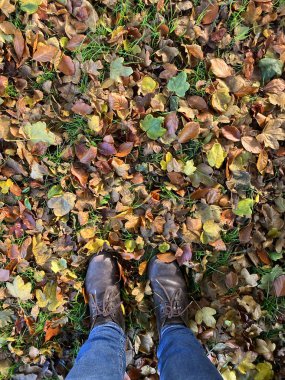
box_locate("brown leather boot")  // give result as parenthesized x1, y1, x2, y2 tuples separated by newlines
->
(85, 251, 125, 330)
(148, 255, 190, 334)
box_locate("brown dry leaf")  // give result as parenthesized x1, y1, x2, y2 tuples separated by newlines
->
(116, 142, 134, 157)
(47, 193, 76, 217)
(0, 0, 15, 16)
(178, 122, 200, 143)
(200, 1, 219, 24)
(33, 44, 58, 62)
(13, 30, 25, 60)
(44, 321, 60, 342)
(263, 79, 285, 94)
(111, 157, 130, 178)
(210, 58, 233, 78)
(221, 125, 241, 141)
(256, 119, 285, 149)
(58, 55, 75, 76)
(256, 149, 268, 173)
(109, 93, 128, 110)
(267, 92, 285, 110)
(273, 275, 285, 297)
(157, 253, 176, 263)
(241, 136, 262, 153)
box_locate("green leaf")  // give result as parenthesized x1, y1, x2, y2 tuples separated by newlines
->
(20, 0, 43, 14)
(140, 114, 166, 140)
(47, 185, 63, 199)
(268, 251, 283, 261)
(110, 57, 133, 81)
(23, 121, 58, 146)
(258, 58, 283, 83)
(125, 239, 136, 253)
(167, 72, 190, 97)
(233, 198, 254, 217)
(259, 265, 283, 291)
(159, 242, 170, 253)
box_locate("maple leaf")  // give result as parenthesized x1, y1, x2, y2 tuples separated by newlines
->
(6, 276, 32, 301)
(23, 121, 59, 146)
(110, 57, 133, 81)
(195, 307, 216, 328)
(256, 119, 285, 149)
(140, 114, 166, 140)
(167, 71, 190, 97)
(0, 309, 14, 327)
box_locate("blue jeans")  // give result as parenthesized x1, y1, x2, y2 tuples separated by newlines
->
(66, 323, 223, 380)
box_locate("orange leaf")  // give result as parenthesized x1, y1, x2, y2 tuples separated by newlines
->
(138, 261, 147, 275)
(256, 149, 268, 173)
(44, 321, 60, 342)
(157, 253, 176, 263)
(33, 44, 58, 62)
(178, 122, 200, 143)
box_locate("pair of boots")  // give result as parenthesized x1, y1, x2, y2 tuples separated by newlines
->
(86, 252, 190, 334)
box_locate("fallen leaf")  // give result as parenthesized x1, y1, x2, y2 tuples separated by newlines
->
(47, 193, 76, 217)
(178, 122, 200, 143)
(140, 114, 166, 140)
(234, 198, 254, 217)
(207, 142, 227, 168)
(23, 121, 59, 146)
(195, 306, 216, 328)
(157, 253, 176, 263)
(167, 71, 190, 97)
(110, 57, 133, 81)
(273, 275, 285, 297)
(6, 276, 32, 301)
(210, 58, 233, 78)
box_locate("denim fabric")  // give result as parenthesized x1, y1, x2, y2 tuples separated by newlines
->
(158, 324, 223, 380)
(67, 323, 222, 380)
(66, 322, 126, 380)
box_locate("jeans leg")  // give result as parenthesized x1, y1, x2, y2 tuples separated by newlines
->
(66, 322, 126, 380)
(157, 324, 223, 380)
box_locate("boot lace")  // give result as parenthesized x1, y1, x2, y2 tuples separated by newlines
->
(89, 286, 122, 325)
(155, 280, 191, 319)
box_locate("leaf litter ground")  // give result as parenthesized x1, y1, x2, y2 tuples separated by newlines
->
(0, 0, 285, 379)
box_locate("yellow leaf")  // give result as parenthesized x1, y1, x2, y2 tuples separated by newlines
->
(222, 369, 237, 380)
(36, 282, 65, 312)
(211, 87, 232, 113)
(160, 152, 173, 170)
(141, 76, 158, 95)
(207, 142, 227, 169)
(88, 115, 102, 133)
(254, 362, 274, 380)
(195, 306, 216, 327)
(237, 355, 256, 374)
(6, 276, 32, 301)
(0, 179, 13, 194)
(33, 235, 51, 266)
(84, 238, 110, 254)
(183, 159, 196, 176)
(50, 258, 67, 274)
(201, 220, 221, 243)
(138, 261, 147, 275)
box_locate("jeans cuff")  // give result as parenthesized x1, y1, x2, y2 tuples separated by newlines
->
(90, 321, 125, 338)
(161, 323, 188, 338)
